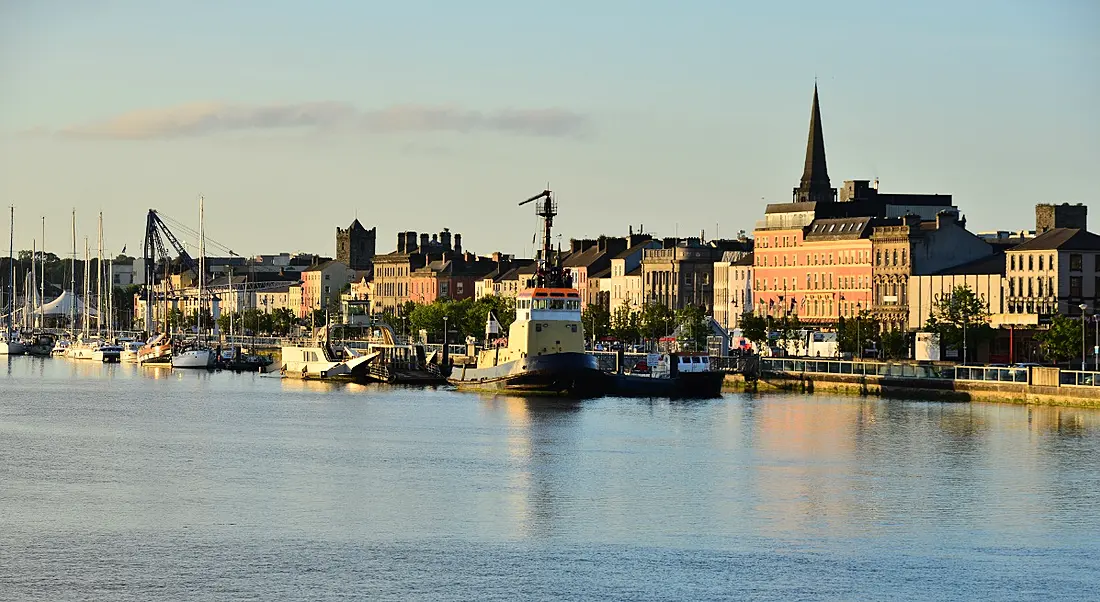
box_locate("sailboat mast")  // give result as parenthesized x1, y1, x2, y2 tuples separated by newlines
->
(108, 258, 114, 337)
(27, 239, 35, 330)
(40, 216, 45, 329)
(198, 195, 205, 338)
(97, 212, 103, 334)
(70, 210, 76, 333)
(7, 206, 13, 339)
(83, 236, 90, 338)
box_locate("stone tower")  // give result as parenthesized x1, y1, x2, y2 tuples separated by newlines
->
(793, 84, 837, 204)
(336, 219, 377, 270)
(1035, 203, 1088, 234)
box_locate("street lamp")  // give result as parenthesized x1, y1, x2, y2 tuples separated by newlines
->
(856, 302, 862, 360)
(1080, 303, 1089, 370)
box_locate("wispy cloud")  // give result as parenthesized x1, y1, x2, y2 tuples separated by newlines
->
(52, 101, 589, 140)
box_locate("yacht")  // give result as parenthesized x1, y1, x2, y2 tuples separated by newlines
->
(51, 339, 71, 356)
(138, 334, 173, 364)
(92, 343, 122, 363)
(120, 340, 142, 363)
(171, 341, 216, 369)
(1, 207, 25, 355)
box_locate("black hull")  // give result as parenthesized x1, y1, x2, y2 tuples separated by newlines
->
(449, 352, 604, 395)
(606, 371, 725, 399)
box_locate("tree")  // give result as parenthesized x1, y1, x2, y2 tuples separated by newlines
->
(611, 302, 640, 343)
(270, 308, 296, 335)
(1035, 314, 1083, 364)
(924, 285, 992, 363)
(640, 302, 675, 341)
(740, 313, 769, 350)
(675, 304, 709, 351)
(838, 313, 881, 357)
(880, 329, 908, 360)
(582, 303, 611, 345)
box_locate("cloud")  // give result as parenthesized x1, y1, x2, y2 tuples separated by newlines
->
(54, 101, 589, 140)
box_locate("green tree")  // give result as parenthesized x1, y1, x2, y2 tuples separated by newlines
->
(582, 303, 611, 345)
(611, 302, 641, 343)
(640, 302, 675, 341)
(880, 329, 908, 360)
(739, 313, 769, 350)
(675, 304, 709, 351)
(838, 313, 881, 357)
(924, 285, 992, 363)
(270, 308, 296, 335)
(1035, 314, 1084, 364)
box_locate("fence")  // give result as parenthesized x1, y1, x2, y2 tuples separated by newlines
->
(1060, 370, 1100, 387)
(954, 366, 1029, 383)
(761, 358, 954, 381)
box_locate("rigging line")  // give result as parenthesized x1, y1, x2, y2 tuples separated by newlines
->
(157, 212, 238, 256)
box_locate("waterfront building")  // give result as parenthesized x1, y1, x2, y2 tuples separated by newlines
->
(372, 229, 464, 314)
(562, 237, 629, 308)
(336, 219, 377, 271)
(610, 239, 661, 314)
(753, 84, 957, 325)
(870, 212, 992, 330)
(300, 260, 355, 318)
(408, 254, 497, 304)
(907, 254, 1006, 330)
(256, 284, 296, 315)
(1005, 228, 1100, 319)
(713, 252, 753, 331)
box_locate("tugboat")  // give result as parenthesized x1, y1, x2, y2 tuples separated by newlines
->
(447, 189, 603, 395)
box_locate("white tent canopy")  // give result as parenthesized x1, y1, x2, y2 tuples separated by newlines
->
(34, 290, 98, 317)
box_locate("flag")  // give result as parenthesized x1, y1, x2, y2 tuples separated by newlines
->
(486, 311, 501, 336)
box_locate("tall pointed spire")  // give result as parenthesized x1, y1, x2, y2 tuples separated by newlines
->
(793, 83, 836, 203)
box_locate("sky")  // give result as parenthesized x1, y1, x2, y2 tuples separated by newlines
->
(1, 0, 1097, 260)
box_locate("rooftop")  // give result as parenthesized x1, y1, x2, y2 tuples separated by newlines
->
(1009, 228, 1100, 252)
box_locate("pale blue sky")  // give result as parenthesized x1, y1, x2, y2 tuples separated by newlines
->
(2, 0, 1097, 258)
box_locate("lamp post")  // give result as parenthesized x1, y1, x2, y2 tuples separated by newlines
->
(1080, 303, 1089, 370)
(856, 302, 862, 360)
(1094, 314, 1099, 372)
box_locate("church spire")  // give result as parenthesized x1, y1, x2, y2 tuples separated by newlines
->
(793, 84, 836, 203)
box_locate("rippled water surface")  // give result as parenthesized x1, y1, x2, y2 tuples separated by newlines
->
(3, 357, 1099, 601)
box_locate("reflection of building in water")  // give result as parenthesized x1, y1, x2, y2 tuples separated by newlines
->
(489, 395, 582, 538)
(751, 399, 865, 537)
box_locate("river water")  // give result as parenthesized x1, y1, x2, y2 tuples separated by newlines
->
(2, 357, 1098, 601)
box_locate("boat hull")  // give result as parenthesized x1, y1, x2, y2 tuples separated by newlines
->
(449, 352, 605, 395)
(172, 349, 215, 369)
(0, 341, 26, 355)
(607, 371, 725, 399)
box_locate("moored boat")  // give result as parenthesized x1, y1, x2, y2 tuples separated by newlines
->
(138, 334, 173, 364)
(171, 342, 216, 369)
(92, 343, 123, 363)
(606, 352, 725, 398)
(446, 189, 602, 395)
(120, 340, 142, 363)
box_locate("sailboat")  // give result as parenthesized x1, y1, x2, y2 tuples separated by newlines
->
(1, 206, 26, 355)
(172, 196, 215, 369)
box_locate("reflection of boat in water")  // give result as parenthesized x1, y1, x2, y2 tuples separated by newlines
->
(606, 352, 725, 398)
(447, 189, 602, 395)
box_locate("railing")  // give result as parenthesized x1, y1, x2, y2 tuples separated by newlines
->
(761, 358, 954, 380)
(955, 366, 1029, 384)
(1060, 370, 1100, 387)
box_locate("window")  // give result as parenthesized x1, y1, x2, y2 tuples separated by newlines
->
(1038, 255, 1044, 271)
(1071, 254, 1083, 271)
(1028, 255, 1033, 271)
(806, 274, 811, 289)
(1070, 276, 1082, 298)
(892, 250, 898, 266)
(1010, 255, 1016, 271)
(876, 250, 881, 266)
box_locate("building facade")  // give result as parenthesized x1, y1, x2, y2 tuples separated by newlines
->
(300, 260, 354, 318)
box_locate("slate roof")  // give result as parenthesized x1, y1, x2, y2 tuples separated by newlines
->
(1009, 228, 1100, 252)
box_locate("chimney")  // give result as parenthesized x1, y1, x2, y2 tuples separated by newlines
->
(397, 232, 406, 253)
(406, 231, 418, 253)
(420, 233, 430, 249)
(431, 233, 439, 245)
(440, 228, 452, 251)
(454, 233, 462, 254)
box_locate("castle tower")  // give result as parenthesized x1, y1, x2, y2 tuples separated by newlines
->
(336, 219, 376, 270)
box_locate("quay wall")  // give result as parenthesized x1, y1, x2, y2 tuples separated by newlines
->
(723, 373, 1100, 408)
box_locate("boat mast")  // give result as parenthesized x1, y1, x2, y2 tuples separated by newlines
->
(69, 209, 76, 334)
(97, 212, 103, 334)
(198, 195, 205, 341)
(40, 216, 45, 329)
(108, 258, 114, 338)
(83, 236, 90, 339)
(6, 206, 13, 341)
(27, 239, 35, 330)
